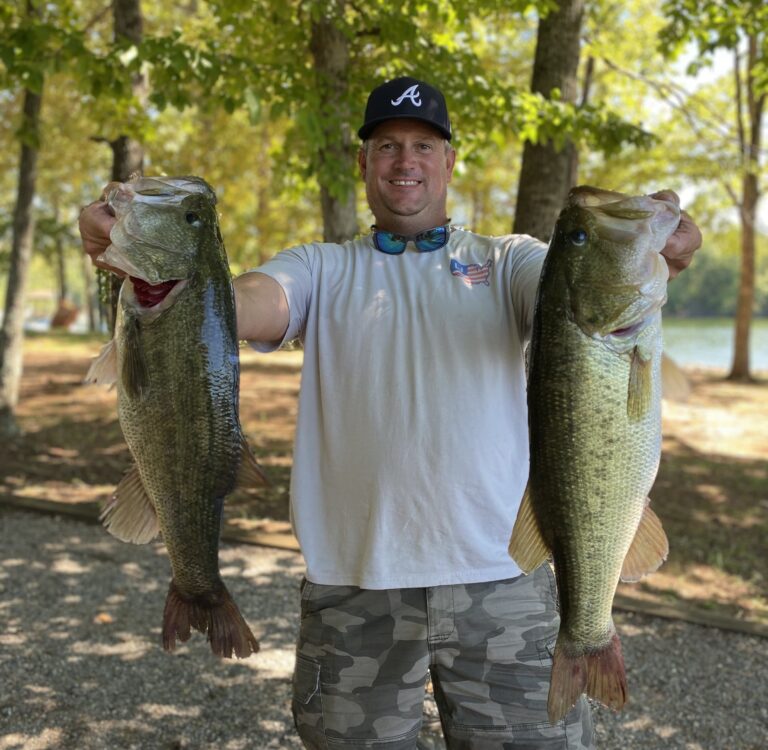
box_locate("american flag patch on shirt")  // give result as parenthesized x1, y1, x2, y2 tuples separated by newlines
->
(450, 258, 493, 287)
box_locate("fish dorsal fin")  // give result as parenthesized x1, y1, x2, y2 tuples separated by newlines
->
(508, 485, 551, 573)
(84, 339, 118, 387)
(620, 500, 669, 582)
(235, 436, 268, 489)
(627, 345, 653, 421)
(100, 465, 160, 544)
(122, 315, 149, 399)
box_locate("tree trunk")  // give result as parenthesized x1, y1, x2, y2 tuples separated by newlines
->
(102, 0, 146, 331)
(309, 1, 358, 243)
(0, 85, 43, 439)
(729, 175, 758, 381)
(728, 35, 763, 382)
(81, 252, 98, 332)
(513, 0, 584, 241)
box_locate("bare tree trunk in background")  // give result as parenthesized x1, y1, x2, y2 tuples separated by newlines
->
(309, 0, 358, 243)
(568, 54, 594, 190)
(513, 0, 584, 242)
(81, 252, 97, 332)
(0, 85, 43, 439)
(99, 0, 146, 331)
(52, 201, 68, 304)
(729, 36, 764, 382)
(730, 171, 758, 380)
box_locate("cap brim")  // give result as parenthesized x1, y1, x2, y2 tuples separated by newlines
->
(358, 115, 452, 142)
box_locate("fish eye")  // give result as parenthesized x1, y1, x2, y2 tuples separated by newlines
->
(568, 228, 588, 246)
(185, 212, 201, 226)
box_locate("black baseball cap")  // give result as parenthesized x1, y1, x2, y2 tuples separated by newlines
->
(358, 77, 452, 141)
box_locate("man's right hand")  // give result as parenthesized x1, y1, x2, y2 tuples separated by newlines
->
(78, 182, 127, 276)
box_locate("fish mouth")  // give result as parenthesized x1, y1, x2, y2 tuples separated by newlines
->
(130, 277, 181, 308)
(610, 321, 644, 337)
(124, 276, 189, 314)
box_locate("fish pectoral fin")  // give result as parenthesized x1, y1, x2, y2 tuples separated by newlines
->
(620, 500, 669, 582)
(122, 315, 149, 399)
(627, 346, 653, 421)
(235, 436, 268, 489)
(508, 486, 551, 572)
(100, 465, 160, 544)
(84, 339, 118, 387)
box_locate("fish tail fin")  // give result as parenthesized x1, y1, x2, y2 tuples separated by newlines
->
(162, 580, 260, 659)
(548, 632, 627, 724)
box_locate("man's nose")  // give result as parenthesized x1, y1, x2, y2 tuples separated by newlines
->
(393, 148, 417, 170)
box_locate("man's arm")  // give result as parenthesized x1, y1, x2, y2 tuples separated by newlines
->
(78, 189, 290, 345)
(233, 272, 289, 344)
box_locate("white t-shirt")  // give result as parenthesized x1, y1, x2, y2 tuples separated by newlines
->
(252, 228, 546, 588)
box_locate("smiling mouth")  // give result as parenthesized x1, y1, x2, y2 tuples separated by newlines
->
(389, 179, 421, 186)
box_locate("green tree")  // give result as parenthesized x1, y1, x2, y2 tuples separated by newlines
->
(513, 0, 585, 241)
(0, 0, 45, 438)
(661, 0, 767, 381)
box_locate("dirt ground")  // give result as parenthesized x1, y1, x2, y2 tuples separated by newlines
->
(2, 333, 766, 627)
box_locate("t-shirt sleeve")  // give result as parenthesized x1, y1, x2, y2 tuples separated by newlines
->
(507, 234, 547, 345)
(247, 244, 314, 352)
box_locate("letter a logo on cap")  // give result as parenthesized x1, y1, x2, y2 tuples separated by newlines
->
(391, 84, 422, 107)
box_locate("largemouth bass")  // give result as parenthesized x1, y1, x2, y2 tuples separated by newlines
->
(508, 186, 680, 722)
(87, 176, 264, 658)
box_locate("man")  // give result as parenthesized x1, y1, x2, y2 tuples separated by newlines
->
(80, 77, 702, 749)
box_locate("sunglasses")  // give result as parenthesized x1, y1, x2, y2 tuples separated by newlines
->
(371, 224, 452, 255)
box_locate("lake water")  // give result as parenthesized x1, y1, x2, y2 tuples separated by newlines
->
(663, 317, 768, 371)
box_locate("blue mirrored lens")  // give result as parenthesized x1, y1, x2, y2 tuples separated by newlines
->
(374, 233, 407, 254)
(413, 227, 448, 252)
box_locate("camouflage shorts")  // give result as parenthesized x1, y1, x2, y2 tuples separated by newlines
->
(291, 565, 594, 749)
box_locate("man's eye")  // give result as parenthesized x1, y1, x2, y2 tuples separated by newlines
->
(417, 143, 433, 151)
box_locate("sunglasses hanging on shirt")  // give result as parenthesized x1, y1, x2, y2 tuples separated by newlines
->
(371, 224, 452, 255)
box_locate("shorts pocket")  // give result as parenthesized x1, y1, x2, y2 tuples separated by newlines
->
(293, 655, 321, 704)
(292, 656, 326, 747)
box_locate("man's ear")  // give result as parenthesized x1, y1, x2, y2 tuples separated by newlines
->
(358, 147, 367, 179)
(446, 147, 456, 183)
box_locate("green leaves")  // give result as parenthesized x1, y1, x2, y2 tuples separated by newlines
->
(660, 0, 768, 61)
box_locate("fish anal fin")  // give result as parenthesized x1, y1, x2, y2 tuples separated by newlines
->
(162, 579, 260, 659)
(620, 501, 669, 582)
(84, 339, 118, 387)
(627, 346, 653, 421)
(508, 486, 550, 573)
(548, 632, 627, 724)
(235, 436, 268, 489)
(100, 465, 159, 544)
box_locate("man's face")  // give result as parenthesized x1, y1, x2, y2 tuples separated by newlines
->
(358, 119, 456, 234)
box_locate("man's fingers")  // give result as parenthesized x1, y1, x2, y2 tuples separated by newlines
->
(661, 210, 702, 279)
(99, 181, 126, 202)
(650, 189, 680, 205)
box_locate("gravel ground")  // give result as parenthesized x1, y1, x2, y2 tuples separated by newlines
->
(1, 507, 766, 750)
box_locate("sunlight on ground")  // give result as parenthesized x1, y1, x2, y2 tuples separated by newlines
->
(663, 371, 768, 460)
